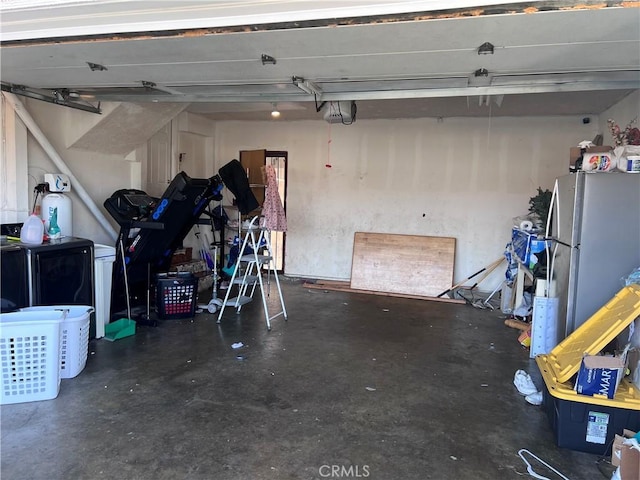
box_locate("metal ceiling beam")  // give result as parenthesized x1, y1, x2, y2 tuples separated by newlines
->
(81, 80, 639, 103)
(0, 83, 102, 113)
(319, 81, 640, 101)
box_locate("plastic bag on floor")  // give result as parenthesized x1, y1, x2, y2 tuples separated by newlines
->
(513, 291, 533, 318)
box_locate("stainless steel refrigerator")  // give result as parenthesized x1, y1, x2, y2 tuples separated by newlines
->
(549, 171, 640, 339)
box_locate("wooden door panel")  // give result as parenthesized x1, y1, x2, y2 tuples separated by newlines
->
(240, 149, 266, 207)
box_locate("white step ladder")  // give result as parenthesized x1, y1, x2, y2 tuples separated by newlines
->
(216, 215, 287, 330)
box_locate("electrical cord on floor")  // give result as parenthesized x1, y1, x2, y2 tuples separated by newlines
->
(518, 449, 570, 480)
(594, 437, 617, 479)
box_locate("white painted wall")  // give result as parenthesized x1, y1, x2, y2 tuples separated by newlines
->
(18, 98, 139, 246)
(5, 92, 637, 294)
(174, 112, 217, 254)
(214, 115, 599, 290)
(176, 112, 216, 179)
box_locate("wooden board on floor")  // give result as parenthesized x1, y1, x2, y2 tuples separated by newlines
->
(350, 232, 456, 298)
(303, 281, 465, 304)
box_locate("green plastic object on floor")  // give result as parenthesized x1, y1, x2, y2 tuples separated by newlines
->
(104, 318, 136, 341)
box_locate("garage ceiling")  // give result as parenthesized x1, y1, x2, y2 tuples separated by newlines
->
(1, 0, 639, 121)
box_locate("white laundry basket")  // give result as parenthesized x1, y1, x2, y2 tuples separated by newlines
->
(20, 305, 93, 379)
(0, 310, 66, 405)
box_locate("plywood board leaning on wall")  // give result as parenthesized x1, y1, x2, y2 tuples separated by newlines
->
(350, 232, 456, 299)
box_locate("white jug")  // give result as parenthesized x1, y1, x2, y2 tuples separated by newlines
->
(20, 214, 44, 245)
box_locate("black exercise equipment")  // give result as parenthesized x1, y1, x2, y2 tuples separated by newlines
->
(218, 159, 260, 214)
(104, 162, 259, 325)
(104, 171, 224, 324)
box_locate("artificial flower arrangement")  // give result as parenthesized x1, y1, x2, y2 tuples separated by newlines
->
(607, 117, 640, 146)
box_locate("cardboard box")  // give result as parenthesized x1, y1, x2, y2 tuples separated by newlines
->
(612, 430, 640, 480)
(575, 354, 626, 399)
(170, 247, 193, 265)
(518, 329, 531, 348)
(570, 146, 613, 167)
(621, 447, 640, 480)
(613, 430, 636, 466)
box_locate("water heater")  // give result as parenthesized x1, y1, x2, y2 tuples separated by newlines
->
(42, 174, 72, 237)
(42, 193, 72, 238)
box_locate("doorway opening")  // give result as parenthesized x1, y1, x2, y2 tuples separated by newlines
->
(239, 150, 287, 273)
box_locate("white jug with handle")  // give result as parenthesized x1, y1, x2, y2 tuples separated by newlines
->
(20, 213, 44, 244)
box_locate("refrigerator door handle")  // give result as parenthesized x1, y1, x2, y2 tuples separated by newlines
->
(552, 238, 572, 248)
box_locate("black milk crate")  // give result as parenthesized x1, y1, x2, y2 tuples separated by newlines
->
(156, 272, 199, 319)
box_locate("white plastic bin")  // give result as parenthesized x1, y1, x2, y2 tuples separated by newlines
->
(20, 305, 93, 379)
(94, 244, 116, 339)
(0, 310, 65, 405)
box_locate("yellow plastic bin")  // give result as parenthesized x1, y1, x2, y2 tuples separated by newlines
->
(535, 284, 640, 455)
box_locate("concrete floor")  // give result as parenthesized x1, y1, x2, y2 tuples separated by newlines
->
(1, 279, 610, 479)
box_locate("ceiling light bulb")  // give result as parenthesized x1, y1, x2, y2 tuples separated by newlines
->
(271, 104, 280, 118)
